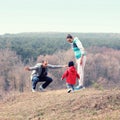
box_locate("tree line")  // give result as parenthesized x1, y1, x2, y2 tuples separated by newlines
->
(0, 33, 120, 63)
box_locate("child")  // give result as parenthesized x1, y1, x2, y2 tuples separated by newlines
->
(61, 61, 80, 93)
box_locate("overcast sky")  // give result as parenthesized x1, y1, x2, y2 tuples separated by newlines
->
(0, 0, 120, 34)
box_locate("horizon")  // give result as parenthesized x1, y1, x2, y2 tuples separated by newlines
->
(1, 31, 120, 36)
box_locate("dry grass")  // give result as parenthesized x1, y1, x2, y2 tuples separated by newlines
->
(0, 89, 120, 120)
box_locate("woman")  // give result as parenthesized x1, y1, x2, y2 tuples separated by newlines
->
(66, 34, 86, 90)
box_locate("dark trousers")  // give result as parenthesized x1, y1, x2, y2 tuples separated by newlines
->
(32, 76, 53, 90)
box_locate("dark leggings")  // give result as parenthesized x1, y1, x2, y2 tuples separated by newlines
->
(32, 76, 53, 90)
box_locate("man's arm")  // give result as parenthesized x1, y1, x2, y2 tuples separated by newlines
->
(75, 37, 85, 56)
(25, 64, 39, 71)
(48, 64, 67, 69)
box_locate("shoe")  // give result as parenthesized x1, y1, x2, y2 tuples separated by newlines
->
(67, 89, 72, 93)
(71, 90, 74, 93)
(32, 89, 36, 92)
(39, 85, 45, 92)
(74, 86, 85, 91)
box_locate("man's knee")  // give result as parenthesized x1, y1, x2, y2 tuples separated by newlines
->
(32, 76, 39, 83)
(48, 77, 53, 83)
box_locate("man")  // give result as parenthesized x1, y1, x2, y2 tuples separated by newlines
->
(25, 60, 66, 92)
(66, 34, 87, 90)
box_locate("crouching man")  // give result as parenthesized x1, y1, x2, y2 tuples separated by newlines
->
(25, 60, 66, 92)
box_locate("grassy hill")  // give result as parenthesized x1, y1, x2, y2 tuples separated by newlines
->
(0, 89, 120, 120)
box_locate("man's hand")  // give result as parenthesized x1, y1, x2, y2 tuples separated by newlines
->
(80, 59, 83, 65)
(24, 66, 30, 71)
(63, 65, 68, 68)
(80, 56, 84, 65)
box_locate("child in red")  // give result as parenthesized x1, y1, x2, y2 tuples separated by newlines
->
(61, 61, 80, 93)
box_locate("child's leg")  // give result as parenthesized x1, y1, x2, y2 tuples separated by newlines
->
(72, 85, 75, 91)
(66, 83, 72, 93)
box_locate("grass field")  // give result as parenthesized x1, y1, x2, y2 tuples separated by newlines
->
(0, 89, 120, 120)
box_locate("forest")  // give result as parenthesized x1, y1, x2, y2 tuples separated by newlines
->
(0, 33, 120, 98)
(0, 33, 120, 63)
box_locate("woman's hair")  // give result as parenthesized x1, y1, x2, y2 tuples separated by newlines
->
(66, 34, 73, 39)
(68, 61, 74, 67)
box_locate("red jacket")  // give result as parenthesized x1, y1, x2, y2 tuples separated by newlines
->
(62, 66, 80, 85)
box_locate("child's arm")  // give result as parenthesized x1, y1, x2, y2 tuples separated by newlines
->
(61, 70, 69, 80)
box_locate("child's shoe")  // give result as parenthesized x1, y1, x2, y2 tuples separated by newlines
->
(67, 89, 72, 93)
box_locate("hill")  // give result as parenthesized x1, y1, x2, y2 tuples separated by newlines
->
(0, 89, 120, 120)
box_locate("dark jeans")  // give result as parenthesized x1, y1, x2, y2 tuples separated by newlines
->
(32, 76, 53, 90)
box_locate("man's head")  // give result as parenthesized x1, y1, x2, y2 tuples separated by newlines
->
(42, 60, 48, 68)
(66, 34, 74, 43)
(68, 61, 74, 67)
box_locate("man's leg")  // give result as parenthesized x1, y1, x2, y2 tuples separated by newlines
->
(41, 76, 53, 89)
(32, 76, 39, 91)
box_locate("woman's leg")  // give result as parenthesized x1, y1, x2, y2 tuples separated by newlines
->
(81, 56, 86, 86)
(77, 56, 86, 87)
(77, 58, 83, 87)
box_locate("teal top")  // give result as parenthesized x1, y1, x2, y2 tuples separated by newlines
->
(72, 37, 85, 59)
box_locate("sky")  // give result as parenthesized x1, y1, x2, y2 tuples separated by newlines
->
(0, 0, 120, 34)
